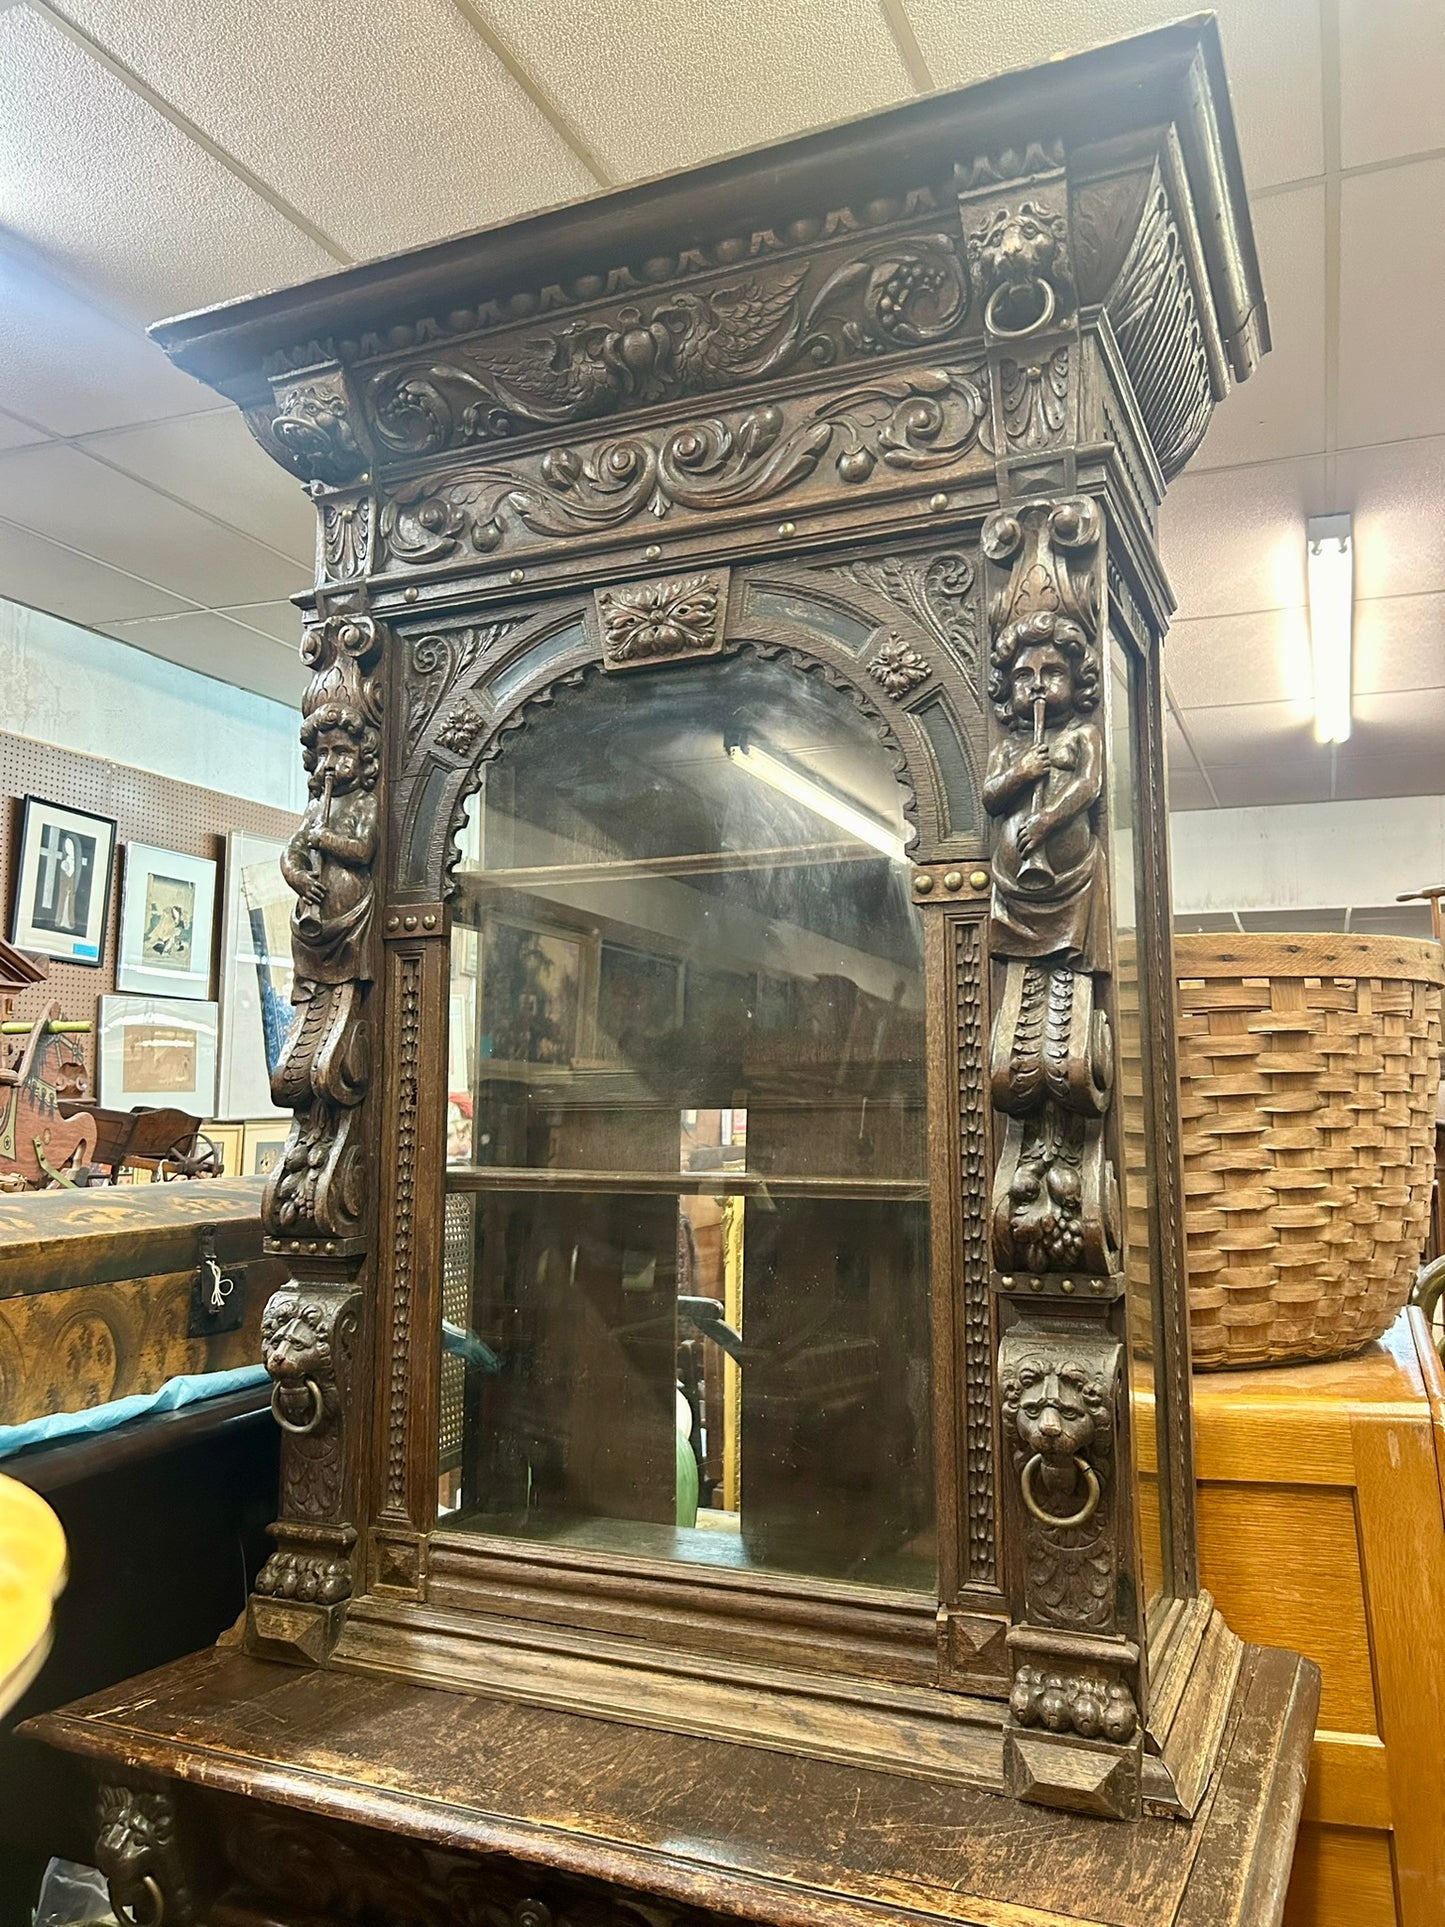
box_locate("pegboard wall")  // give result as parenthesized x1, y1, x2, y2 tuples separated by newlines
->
(0, 729, 297, 1087)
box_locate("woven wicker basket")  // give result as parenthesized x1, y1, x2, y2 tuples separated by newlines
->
(1176, 933, 1444, 1369)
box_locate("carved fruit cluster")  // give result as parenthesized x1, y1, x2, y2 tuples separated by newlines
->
(1010, 1663, 1137, 1742)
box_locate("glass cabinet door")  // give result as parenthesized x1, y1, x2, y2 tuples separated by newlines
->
(437, 647, 936, 1593)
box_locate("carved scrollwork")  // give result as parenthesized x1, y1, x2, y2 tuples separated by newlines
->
(830, 550, 980, 708)
(375, 366, 987, 566)
(365, 234, 969, 456)
(405, 623, 512, 758)
(96, 1784, 195, 1927)
(968, 202, 1075, 339)
(598, 571, 724, 669)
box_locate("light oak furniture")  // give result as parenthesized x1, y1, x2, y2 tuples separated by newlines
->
(1193, 1307, 1445, 1927)
(30, 21, 1318, 1926)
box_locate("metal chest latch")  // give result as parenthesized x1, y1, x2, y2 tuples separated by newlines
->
(187, 1226, 246, 1337)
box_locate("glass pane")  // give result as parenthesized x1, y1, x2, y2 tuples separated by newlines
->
(438, 649, 936, 1593)
(1108, 638, 1170, 1615)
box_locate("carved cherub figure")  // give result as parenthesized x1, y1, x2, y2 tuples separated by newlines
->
(282, 700, 379, 984)
(982, 610, 1106, 967)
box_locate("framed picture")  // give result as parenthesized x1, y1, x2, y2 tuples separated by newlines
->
(98, 995, 219, 1113)
(202, 1121, 244, 1180)
(218, 831, 296, 1119)
(116, 843, 217, 1000)
(10, 796, 117, 965)
(479, 916, 592, 1068)
(242, 1119, 289, 1178)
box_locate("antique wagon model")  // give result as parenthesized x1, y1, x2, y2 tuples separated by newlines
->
(31, 20, 1319, 1927)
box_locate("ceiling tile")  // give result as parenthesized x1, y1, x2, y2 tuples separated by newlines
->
(103, 612, 308, 706)
(902, 0, 1324, 191)
(1166, 769, 1215, 812)
(1353, 592, 1445, 696)
(1164, 607, 1314, 710)
(1328, 751, 1445, 803)
(79, 411, 314, 563)
(1206, 759, 1336, 808)
(1347, 686, 1445, 759)
(53, 0, 596, 258)
(475, 0, 913, 180)
(214, 601, 303, 648)
(1331, 435, 1445, 603)
(0, 520, 191, 625)
(1193, 183, 1325, 470)
(0, 241, 211, 435)
(1157, 457, 1327, 621)
(1184, 697, 1323, 767)
(0, 443, 312, 607)
(0, 407, 44, 452)
(1339, 0, 1445, 168)
(0, 5, 336, 322)
(1338, 159, 1445, 449)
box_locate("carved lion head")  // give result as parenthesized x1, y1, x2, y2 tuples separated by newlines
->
(1001, 1357, 1109, 1467)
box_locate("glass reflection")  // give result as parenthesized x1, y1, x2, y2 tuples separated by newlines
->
(438, 651, 936, 1592)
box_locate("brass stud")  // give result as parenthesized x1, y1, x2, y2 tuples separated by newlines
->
(778, 521, 796, 537)
(422, 913, 437, 930)
(1061, 1278, 1075, 1294)
(913, 873, 934, 894)
(1029, 1278, 1043, 1292)
(943, 870, 963, 892)
(403, 914, 418, 931)
(508, 568, 525, 585)
(929, 492, 949, 512)
(403, 585, 419, 603)
(1001, 1275, 1015, 1291)
(386, 914, 400, 931)
(969, 869, 989, 891)
(325, 1241, 337, 1255)
(1091, 1278, 1106, 1294)
(643, 543, 662, 561)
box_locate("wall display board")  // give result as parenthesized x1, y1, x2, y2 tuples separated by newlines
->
(116, 843, 217, 1001)
(9, 797, 116, 966)
(217, 832, 294, 1119)
(97, 993, 218, 1114)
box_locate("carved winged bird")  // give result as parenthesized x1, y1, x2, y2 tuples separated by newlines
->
(489, 268, 809, 422)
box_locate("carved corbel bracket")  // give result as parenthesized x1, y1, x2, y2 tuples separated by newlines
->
(95, 1781, 198, 1927)
(246, 362, 373, 492)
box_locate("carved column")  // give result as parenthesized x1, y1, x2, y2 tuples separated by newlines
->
(962, 155, 1142, 1818)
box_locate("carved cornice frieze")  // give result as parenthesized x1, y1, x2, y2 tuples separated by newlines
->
(374, 363, 989, 568)
(364, 231, 969, 458)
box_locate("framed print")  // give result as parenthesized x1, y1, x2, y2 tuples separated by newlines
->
(479, 916, 592, 1068)
(202, 1121, 244, 1180)
(116, 843, 217, 1000)
(242, 1119, 289, 1178)
(10, 796, 117, 965)
(218, 830, 297, 1118)
(98, 994, 218, 1113)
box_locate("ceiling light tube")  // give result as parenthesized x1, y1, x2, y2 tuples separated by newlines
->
(1306, 512, 1354, 745)
(725, 741, 909, 861)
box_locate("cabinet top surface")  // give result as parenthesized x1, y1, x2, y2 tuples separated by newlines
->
(148, 14, 1263, 403)
(28, 1640, 1316, 1927)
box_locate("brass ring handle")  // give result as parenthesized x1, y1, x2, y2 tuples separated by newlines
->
(113, 1876, 164, 1927)
(985, 277, 1056, 339)
(270, 1376, 325, 1436)
(1020, 1452, 1100, 1529)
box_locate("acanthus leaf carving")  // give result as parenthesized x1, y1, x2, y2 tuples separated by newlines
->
(375, 366, 988, 567)
(830, 549, 980, 710)
(321, 493, 373, 581)
(598, 571, 724, 669)
(1000, 346, 1070, 451)
(364, 233, 969, 457)
(405, 622, 512, 758)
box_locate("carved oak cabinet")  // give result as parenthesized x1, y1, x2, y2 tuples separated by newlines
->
(30, 21, 1320, 1927)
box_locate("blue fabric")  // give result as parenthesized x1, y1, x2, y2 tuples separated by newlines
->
(0, 1364, 269, 1461)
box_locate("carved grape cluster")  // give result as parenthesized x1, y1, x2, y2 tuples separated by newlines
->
(1010, 1663, 1137, 1742)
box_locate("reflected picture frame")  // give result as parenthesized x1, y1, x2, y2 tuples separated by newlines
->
(217, 830, 296, 1118)
(116, 842, 217, 1001)
(241, 1119, 289, 1178)
(98, 993, 219, 1113)
(9, 795, 117, 966)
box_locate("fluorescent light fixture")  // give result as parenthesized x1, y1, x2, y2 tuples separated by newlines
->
(1306, 512, 1354, 745)
(725, 741, 909, 861)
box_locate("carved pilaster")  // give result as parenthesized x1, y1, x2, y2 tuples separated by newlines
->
(252, 606, 386, 1658)
(95, 1782, 197, 1927)
(978, 486, 1139, 1813)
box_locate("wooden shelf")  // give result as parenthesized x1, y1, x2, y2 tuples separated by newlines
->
(444, 1165, 927, 1202)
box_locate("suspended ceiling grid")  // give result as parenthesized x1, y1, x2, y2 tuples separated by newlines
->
(0, 0, 1442, 799)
